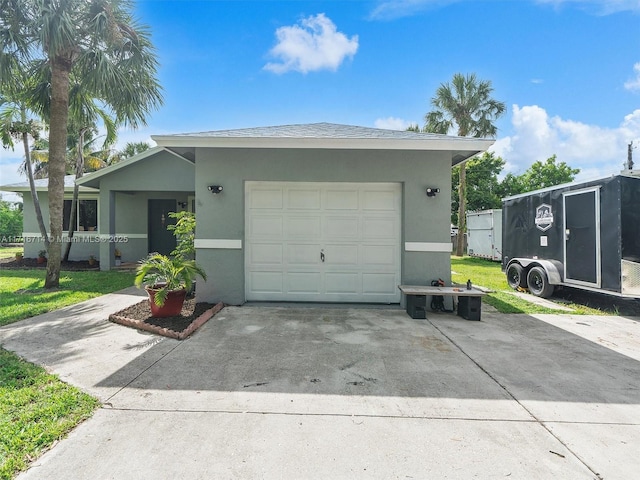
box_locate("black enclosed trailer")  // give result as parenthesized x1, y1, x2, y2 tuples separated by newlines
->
(502, 173, 640, 298)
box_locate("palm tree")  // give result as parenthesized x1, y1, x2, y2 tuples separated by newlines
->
(424, 73, 505, 256)
(110, 141, 151, 164)
(63, 79, 119, 261)
(0, 72, 50, 248)
(1, 0, 163, 288)
(18, 119, 116, 261)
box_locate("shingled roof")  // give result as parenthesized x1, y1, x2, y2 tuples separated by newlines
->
(158, 122, 459, 140)
(152, 122, 493, 164)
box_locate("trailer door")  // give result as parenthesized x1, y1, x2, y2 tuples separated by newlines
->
(563, 187, 601, 287)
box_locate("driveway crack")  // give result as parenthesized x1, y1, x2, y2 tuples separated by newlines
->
(427, 318, 604, 480)
(104, 339, 185, 404)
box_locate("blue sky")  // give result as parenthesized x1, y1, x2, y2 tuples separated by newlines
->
(1, 0, 640, 202)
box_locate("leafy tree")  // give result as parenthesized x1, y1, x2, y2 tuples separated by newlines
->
(423, 73, 506, 256)
(1, 0, 163, 288)
(0, 198, 23, 240)
(495, 173, 525, 199)
(495, 155, 580, 199)
(452, 151, 505, 224)
(110, 141, 151, 164)
(519, 154, 580, 191)
(168, 211, 196, 260)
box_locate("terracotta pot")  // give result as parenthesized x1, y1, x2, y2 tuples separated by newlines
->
(145, 286, 187, 317)
(37, 257, 46, 264)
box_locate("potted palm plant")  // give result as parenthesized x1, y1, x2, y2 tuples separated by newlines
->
(134, 253, 207, 317)
(37, 249, 47, 264)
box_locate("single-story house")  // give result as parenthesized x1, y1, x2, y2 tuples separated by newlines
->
(1, 123, 493, 305)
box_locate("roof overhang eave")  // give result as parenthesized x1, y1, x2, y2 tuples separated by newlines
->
(0, 185, 98, 193)
(452, 149, 488, 166)
(152, 135, 495, 153)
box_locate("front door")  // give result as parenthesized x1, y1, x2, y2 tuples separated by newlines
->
(563, 188, 600, 287)
(148, 199, 177, 255)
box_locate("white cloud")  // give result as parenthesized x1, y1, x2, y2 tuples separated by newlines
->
(490, 105, 640, 180)
(374, 117, 413, 130)
(264, 13, 358, 74)
(369, 0, 460, 20)
(625, 62, 640, 92)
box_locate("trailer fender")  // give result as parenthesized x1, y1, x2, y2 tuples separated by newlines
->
(507, 258, 563, 285)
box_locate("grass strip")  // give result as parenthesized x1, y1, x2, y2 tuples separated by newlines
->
(451, 256, 608, 315)
(0, 349, 99, 480)
(0, 270, 134, 326)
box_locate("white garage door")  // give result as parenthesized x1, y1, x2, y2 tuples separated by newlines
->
(245, 182, 402, 303)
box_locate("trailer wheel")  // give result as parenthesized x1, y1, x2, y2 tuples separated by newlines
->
(527, 266, 555, 298)
(506, 263, 526, 290)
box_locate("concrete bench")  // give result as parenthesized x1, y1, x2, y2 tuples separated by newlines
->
(398, 285, 487, 321)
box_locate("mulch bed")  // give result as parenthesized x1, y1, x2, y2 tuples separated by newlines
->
(1, 257, 99, 270)
(109, 297, 224, 340)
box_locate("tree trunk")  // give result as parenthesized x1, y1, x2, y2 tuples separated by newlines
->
(45, 56, 72, 289)
(63, 128, 86, 262)
(455, 163, 466, 257)
(20, 110, 49, 248)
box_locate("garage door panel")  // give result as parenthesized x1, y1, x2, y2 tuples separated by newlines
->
(362, 273, 397, 295)
(246, 182, 401, 303)
(250, 272, 283, 293)
(249, 244, 283, 265)
(326, 189, 359, 210)
(287, 216, 321, 237)
(324, 245, 358, 265)
(325, 273, 360, 294)
(325, 216, 359, 239)
(286, 272, 322, 294)
(250, 188, 283, 209)
(363, 190, 397, 211)
(287, 244, 321, 265)
(288, 188, 321, 210)
(250, 216, 283, 238)
(362, 245, 396, 266)
(363, 217, 398, 239)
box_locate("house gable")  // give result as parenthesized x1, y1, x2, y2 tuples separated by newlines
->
(78, 147, 195, 191)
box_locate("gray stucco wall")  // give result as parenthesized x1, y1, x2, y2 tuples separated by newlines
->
(95, 151, 195, 268)
(19, 151, 195, 265)
(21, 191, 101, 261)
(193, 147, 453, 305)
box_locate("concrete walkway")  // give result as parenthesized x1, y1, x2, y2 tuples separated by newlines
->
(1, 288, 639, 479)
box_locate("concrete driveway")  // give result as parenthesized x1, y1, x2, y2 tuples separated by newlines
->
(1, 287, 639, 479)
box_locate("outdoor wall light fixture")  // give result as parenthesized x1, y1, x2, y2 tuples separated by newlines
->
(208, 185, 224, 194)
(426, 187, 440, 197)
(177, 201, 188, 208)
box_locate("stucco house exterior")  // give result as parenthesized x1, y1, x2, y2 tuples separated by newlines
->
(2, 123, 493, 305)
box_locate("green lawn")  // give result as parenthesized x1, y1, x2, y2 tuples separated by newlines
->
(0, 246, 23, 259)
(0, 349, 99, 480)
(0, 268, 134, 479)
(451, 255, 616, 315)
(0, 270, 134, 327)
